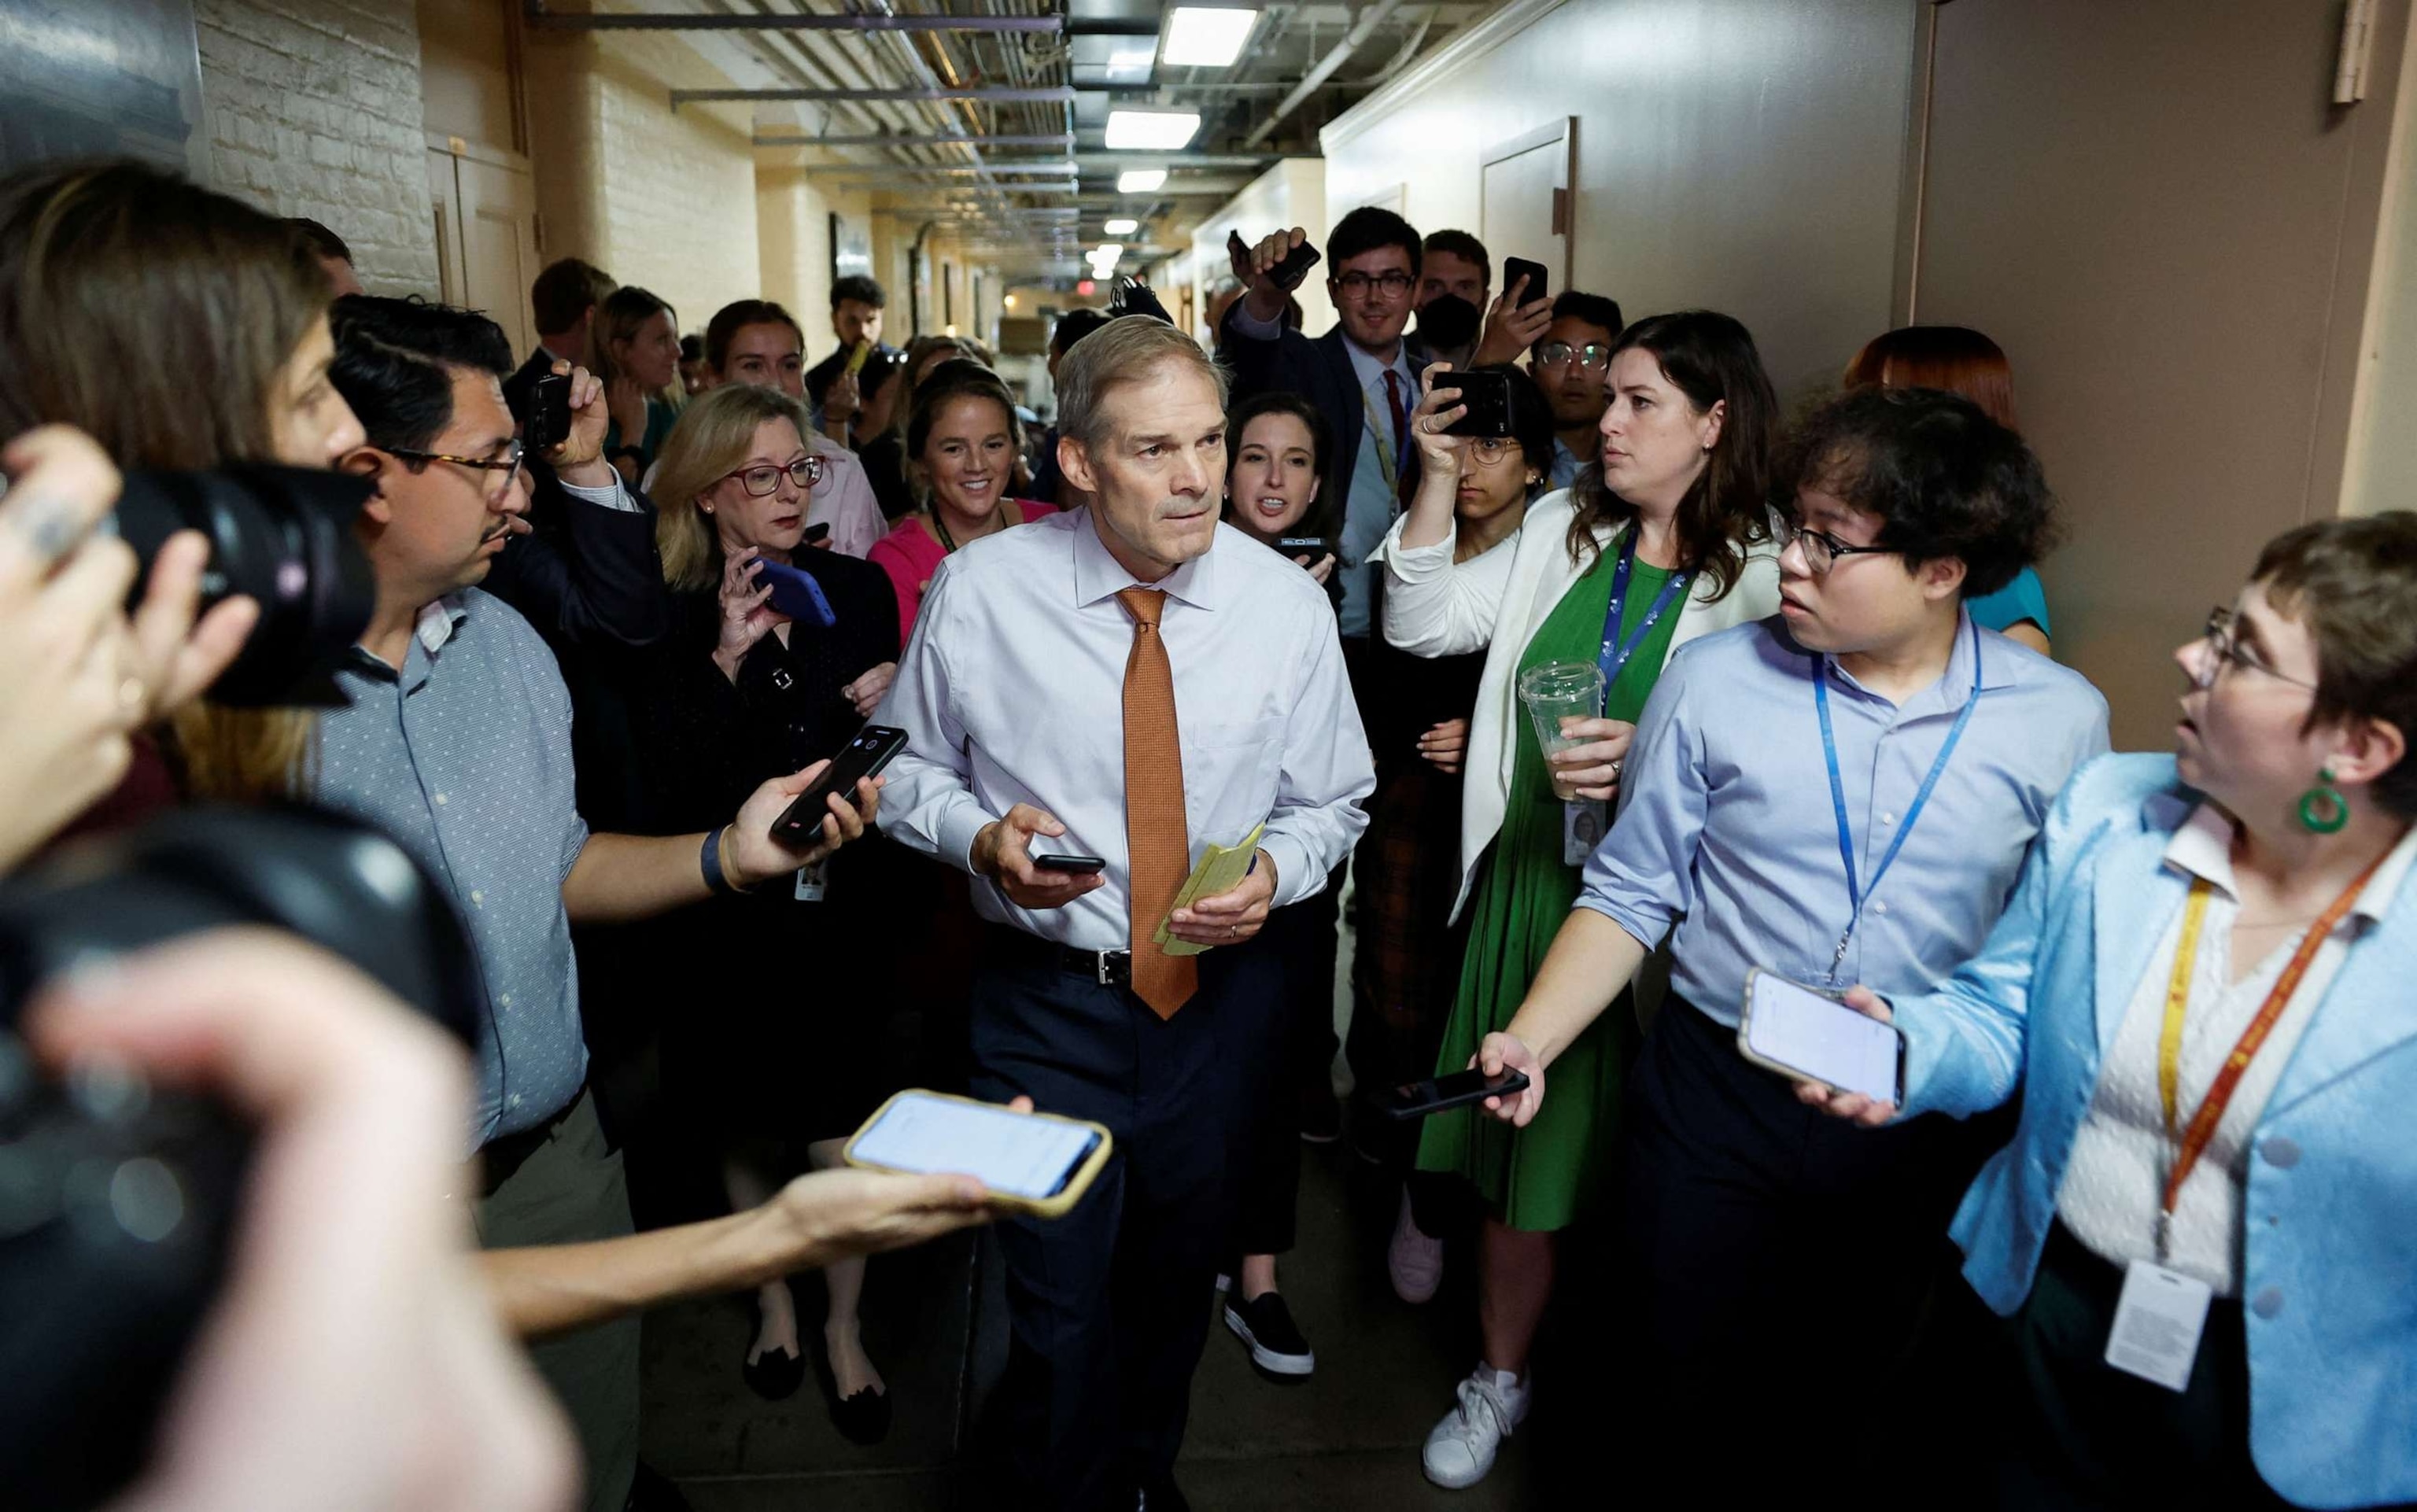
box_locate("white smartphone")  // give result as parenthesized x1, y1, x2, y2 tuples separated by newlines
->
(843, 1090, 1112, 1217)
(1736, 968, 1905, 1104)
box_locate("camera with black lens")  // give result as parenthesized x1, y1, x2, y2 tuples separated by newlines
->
(111, 464, 379, 707)
(0, 807, 482, 1510)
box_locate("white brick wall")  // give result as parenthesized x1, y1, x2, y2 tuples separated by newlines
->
(587, 67, 760, 336)
(196, 0, 440, 296)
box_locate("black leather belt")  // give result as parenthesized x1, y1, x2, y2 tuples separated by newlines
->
(987, 924, 1132, 989)
(476, 1081, 585, 1200)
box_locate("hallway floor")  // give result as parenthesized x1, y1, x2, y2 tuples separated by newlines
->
(639, 1133, 1542, 1510)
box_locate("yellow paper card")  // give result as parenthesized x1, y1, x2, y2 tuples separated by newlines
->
(1154, 823, 1265, 956)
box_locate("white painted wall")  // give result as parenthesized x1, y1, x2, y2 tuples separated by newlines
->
(1186, 157, 1334, 344)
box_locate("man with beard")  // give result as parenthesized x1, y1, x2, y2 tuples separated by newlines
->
(1414, 229, 1491, 370)
(1527, 290, 1626, 490)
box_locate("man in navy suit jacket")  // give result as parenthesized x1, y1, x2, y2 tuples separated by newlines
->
(1220, 207, 1430, 656)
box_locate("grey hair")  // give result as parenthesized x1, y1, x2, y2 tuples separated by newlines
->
(1054, 315, 1227, 451)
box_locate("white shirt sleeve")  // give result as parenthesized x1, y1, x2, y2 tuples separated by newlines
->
(1256, 618, 1376, 907)
(1227, 298, 1285, 343)
(559, 474, 645, 515)
(809, 450, 885, 559)
(1375, 511, 1517, 657)
(870, 562, 997, 873)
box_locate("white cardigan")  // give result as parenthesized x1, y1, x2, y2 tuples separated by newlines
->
(1375, 489, 1781, 923)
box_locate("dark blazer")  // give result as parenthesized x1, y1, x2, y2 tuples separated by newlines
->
(1217, 308, 1425, 547)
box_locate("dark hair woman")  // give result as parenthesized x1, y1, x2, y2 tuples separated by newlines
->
(865, 359, 1054, 644)
(1806, 512, 2417, 1511)
(0, 157, 367, 808)
(1374, 321, 1784, 1488)
(594, 284, 679, 485)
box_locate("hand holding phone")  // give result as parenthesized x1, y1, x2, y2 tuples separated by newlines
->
(1501, 256, 1550, 309)
(1381, 1065, 1533, 1120)
(1437, 368, 1516, 439)
(845, 1090, 1113, 1216)
(773, 725, 907, 837)
(977, 803, 1108, 910)
(1740, 969, 1905, 1111)
(1031, 854, 1106, 875)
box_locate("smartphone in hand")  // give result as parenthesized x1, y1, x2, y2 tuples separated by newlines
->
(1503, 256, 1550, 307)
(1436, 369, 1516, 438)
(1735, 968, 1905, 1104)
(773, 725, 908, 839)
(1380, 1065, 1532, 1120)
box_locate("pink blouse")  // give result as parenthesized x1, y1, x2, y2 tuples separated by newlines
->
(868, 500, 1057, 645)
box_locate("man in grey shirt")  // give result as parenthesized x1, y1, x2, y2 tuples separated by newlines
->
(316, 297, 876, 1512)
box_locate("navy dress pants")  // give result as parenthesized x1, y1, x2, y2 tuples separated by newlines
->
(969, 929, 1283, 1510)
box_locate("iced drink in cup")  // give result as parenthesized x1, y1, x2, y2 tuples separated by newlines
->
(1518, 660, 1605, 802)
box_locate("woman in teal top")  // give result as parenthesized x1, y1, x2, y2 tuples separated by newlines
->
(1387, 314, 1787, 1492)
(1844, 325, 2054, 654)
(596, 284, 682, 486)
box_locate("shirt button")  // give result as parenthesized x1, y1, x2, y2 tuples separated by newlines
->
(1880, 811, 1898, 825)
(499, 994, 512, 1008)
(470, 890, 484, 906)
(2260, 1136, 2301, 1168)
(2250, 1287, 2285, 1319)
(1871, 900, 1890, 916)
(508, 1092, 524, 1108)
(434, 793, 448, 806)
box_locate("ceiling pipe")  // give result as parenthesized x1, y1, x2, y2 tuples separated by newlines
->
(755, 132, 1075, 147)
(525, 5, 1059, 31)
(1244, 0, 1407, 148)
(806, 164, 1079, 177)
(673, 85, 1075, 107)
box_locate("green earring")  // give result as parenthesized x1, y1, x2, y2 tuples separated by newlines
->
(2298, 765, 2349, 834)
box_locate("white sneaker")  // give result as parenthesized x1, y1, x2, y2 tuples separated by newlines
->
(1422, 1366, 1529, 1489)
(1387, 1189, 1444, 1304)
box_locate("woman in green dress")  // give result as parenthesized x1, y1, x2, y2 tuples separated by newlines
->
(1377, 312, 1787, 1490)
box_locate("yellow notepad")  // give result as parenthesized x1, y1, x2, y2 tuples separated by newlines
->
(1153, 823, 1266, 957)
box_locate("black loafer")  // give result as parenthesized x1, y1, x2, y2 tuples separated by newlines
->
(742, 1341, 805, 1401)
(812, 1337, 894, 1444)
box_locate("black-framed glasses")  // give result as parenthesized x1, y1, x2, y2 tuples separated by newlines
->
(1780, 518, 1898, 574)
(1535, 341, 1612, 371)
(387, 439, 524, 497)
(1334, 270, 1414, 298)
(720, 456, 825, 496)
(2195, 606, 2319, 691)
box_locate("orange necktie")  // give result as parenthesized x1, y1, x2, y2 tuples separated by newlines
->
(1116, 588, 1197, 1019)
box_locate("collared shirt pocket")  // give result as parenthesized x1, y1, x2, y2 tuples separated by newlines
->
(1183, 715, 1286, 843)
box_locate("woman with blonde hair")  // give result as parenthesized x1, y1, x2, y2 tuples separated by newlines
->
(627, 382, 910, 1440)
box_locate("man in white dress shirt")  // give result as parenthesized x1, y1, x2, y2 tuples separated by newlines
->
(879, 317, 1374, 1510)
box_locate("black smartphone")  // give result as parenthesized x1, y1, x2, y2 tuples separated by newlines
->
(1382, 1065, 1532, 1121)
(803, 522, 832, 545)
(1436, 368, 1516, 438)
(1503, 256, 1549, 308)
(1032, 854, 1106, 875)
(773, 725, 908, 838)
(519, 370, 573, 454)
(1277, 536, 1327, 559)
(1233, 229, 1322, 293)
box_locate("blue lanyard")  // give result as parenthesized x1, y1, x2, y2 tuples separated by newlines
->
(1596, 530, 1693, 705)
(1814, 618, 1985, 979)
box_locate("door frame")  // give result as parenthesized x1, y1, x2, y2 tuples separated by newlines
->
(1479, 117, 1576, 286)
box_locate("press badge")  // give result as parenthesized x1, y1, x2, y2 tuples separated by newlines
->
(2103, 1259, 2212, 1392)
(1561, 799, 1609, 866)
(793, 858, 829, 903)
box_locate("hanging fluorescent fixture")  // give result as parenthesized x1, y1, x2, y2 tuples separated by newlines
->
(1103, 217, 1140, 235)
(1161, 7, 1260, 68)
(1104, 108, 1201, 152)
(1116, 168, 1168, 194)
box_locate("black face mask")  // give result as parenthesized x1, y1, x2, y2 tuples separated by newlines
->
(1415, 293, 1481, 351)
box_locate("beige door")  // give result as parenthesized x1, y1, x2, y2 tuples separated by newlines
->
(425, 134, 540, 356)
(1908, 0, 2408, 747)
(1480, 120, 1572, 293)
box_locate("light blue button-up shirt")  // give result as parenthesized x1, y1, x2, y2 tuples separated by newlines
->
(876, 508, 1375, 952)
(1577, 613, 2109, 1026)
(314, 592, 592, 1148)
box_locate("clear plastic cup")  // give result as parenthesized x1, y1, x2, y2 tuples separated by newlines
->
(1518, 660, 1605, 800)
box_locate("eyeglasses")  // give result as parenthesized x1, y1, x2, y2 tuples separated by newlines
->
(720, 457, 825, 496)
(1780, 518, 1898, 575)
(1466, 437, 1524, 465)
(2194, 606, 2319, 691)
(387, 440, 524, 498)
(1334, 271, 1413, 298)
(1535, 341, 1612, 371)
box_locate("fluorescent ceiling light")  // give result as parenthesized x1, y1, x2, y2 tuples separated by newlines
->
(1103, 217, 1140, 235)
(1105, 108, 1201, 152)
(1093, 244, 1124, 260)
(1161, 7, 1259, 68)
(1117, 168, 1168, 194)
(1108, 47, 1157, 71)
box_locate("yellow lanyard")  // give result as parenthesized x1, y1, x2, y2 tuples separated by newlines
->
(2155, 883, 2216, 1133)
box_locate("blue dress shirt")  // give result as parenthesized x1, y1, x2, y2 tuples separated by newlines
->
(1576, 613, 2109, 1024)
(876, 509, 1375, 953)
(314, 592, 592, 1148)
